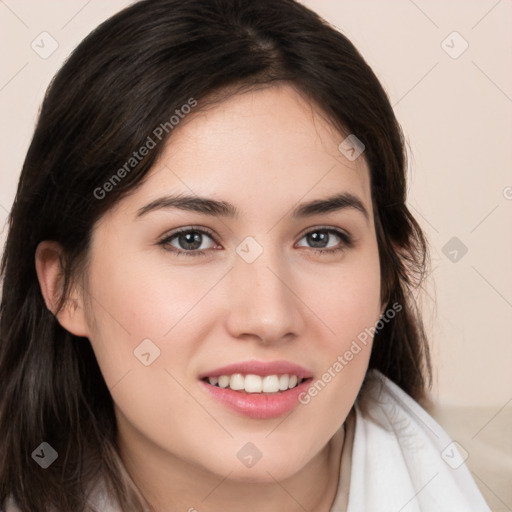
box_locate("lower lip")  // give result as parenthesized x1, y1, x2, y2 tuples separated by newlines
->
(199, 378, 312, 419)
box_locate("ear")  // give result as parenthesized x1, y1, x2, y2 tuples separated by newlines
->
(35, 240, 89, 338)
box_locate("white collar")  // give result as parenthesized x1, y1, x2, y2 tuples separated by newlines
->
(329, 369, 491, 512)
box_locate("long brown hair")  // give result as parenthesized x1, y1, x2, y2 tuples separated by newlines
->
(0, 0, 431, 510)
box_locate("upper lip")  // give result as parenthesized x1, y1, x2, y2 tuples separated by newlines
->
(199, 360, 313, 380)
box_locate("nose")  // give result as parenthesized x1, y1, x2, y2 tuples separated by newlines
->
(224, 248, 304, 346)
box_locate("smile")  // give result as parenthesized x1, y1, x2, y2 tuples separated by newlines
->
(199, 360, 314, 419)
(204, 373, 304, 393)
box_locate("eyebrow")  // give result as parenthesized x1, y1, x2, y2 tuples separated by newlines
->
(136, 192, 370, 223)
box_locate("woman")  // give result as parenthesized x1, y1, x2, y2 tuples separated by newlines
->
(0, 0, 490, 511)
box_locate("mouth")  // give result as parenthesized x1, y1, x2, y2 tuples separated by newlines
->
(198, 360, 314, 419)
(202, 373, 309, 394)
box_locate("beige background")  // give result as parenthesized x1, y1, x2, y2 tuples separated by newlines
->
(0, 0, 511, 508)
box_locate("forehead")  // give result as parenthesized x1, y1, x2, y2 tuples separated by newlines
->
(119, 83, 372, 220)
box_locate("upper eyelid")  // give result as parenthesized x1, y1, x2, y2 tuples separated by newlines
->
(161, 225, 217, 241)
(296, 225, 350, 239)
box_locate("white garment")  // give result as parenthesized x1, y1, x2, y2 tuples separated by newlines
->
(5, 370, 491, 512)
(330, 369, 491, 512)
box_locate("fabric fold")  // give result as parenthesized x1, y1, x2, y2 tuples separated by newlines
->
(344, 370, 491, 512)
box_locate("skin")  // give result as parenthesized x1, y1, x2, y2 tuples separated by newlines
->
(36, 83, 386, 511)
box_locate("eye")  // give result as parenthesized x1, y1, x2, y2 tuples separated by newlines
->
(296, 227, 353, 255)
(158, 226, 353, 258)
(158, 226, 218, 257)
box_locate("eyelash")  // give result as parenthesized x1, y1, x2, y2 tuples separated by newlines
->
(158, 225, 353, 258)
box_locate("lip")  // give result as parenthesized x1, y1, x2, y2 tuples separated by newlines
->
(200, 378, 313, 419)
(198, 360, 314, 420)
(198, 360, 313, 380)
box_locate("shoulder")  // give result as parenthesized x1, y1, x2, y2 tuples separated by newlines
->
(346, 369, 491, 512)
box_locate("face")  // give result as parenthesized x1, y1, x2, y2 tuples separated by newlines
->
(78, 83, 384, 485)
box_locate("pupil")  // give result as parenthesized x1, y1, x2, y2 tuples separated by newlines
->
(308, 231, 327, 248)
(180, 232, 202, 250)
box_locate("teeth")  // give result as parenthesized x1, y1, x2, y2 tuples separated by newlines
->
(262, 375, 279, 393)
(229, 373, 244, 391)
(245, 374, 262, 393)
(207, 373, 304, 393)
(218, 375, 230, 388)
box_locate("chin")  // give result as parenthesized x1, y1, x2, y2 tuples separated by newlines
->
(207, 443, 313, 483)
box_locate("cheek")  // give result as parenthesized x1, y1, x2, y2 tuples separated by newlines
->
(299, 247, 382, 409)
(303, 245, 382, 348)
(88, 239, 216, 326)
(82, 254, 218, 459)
(82, 249, 205, 389)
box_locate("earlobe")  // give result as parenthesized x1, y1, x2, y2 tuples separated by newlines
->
(35, 241, 89, 338)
